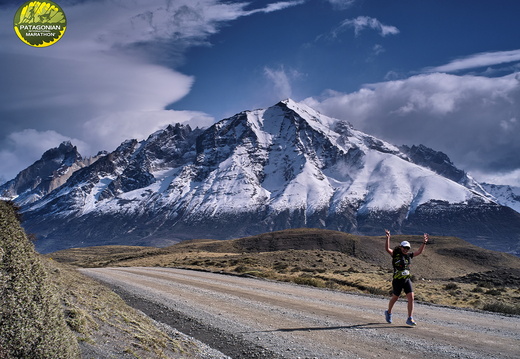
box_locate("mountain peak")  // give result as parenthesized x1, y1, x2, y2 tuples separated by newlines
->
(58, 140, 74, 149)
(0, 141, 105, 204)
(7, 100, 520, 255)
(41, 141, 81, 162)
(278, 98, 298, 107)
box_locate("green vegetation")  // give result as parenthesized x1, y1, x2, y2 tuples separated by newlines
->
(0, 201, 79, 358)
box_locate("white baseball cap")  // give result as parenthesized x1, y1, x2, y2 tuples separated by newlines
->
(400, 241, 411, 248)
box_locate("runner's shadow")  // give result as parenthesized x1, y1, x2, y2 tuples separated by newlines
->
(250, 322, 412, 333)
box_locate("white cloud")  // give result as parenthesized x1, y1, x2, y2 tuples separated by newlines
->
(365, 44, 385, 62)
(472, 169, 520, 187)
(67, 0, 250, 50)
(0, 109, 213, 182)
(263, 65, 305, 103)
(340, 16, 400, 37)
(325, 0, 356, 10)
(0, 0, 303, 181)
(264, 66, 294, 99)
(76, 0, 305, 48)
(244, 1, 306, 15)
(372, 44, 385, 56)
(82, 109, 214, 153)
(426, 49, 520, 73)
(303, 72, 520, 183)
(3, 53, 193, 113)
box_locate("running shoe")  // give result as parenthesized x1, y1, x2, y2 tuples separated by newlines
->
(406, 317, 417, 326)
(384, 310, 392, 323)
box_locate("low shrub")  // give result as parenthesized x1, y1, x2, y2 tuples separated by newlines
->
(294, 275, 326, 288)
(477, 281, 493, 289)
(482, 302, 520, 315)
(365, 286, 389, 296)
(444, 283, 459, 290)
(485, 288, 504, 296)
(235, 265, 251, 273)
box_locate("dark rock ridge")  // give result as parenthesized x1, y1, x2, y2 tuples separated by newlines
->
(399, 144, 466, 183)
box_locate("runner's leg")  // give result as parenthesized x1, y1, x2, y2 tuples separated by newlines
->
(406, 292, 414, 318)
(388, 294, 399, 313)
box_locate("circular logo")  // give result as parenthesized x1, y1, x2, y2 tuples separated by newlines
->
(13, 1, 67, 47)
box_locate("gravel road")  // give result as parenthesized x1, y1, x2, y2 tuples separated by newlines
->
(80, 267, 519, 359)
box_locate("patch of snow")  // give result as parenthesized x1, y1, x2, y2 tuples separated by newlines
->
(482, 183, 520, 213)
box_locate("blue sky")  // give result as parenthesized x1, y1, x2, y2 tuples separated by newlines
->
(1, 0, 520, 186)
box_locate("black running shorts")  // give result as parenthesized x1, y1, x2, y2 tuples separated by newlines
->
(392, 278, 413, 296)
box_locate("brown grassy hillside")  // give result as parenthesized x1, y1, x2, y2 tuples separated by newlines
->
(0, 201, 79, 358)
(50, 228, 520, 314)
(1, 201, 218, 358)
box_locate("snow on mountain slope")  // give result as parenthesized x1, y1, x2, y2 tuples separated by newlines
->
(16, 99, 483, 221)
(88, 99, 482, 220)
(482, 183, 520, 213)
(16, 99, 520, 254)
(37, 100, 484, 217)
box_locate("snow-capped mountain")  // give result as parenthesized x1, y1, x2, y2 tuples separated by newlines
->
(6, 99, 520, 254)
(481, 183, 520, 213)
(0, 142, 103, 206)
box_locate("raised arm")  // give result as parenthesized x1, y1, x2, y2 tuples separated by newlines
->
(385, 229, 393, 255)
(413, 233, 429, 256)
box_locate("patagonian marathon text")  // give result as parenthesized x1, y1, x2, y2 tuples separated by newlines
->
(19, 25, 62, 31)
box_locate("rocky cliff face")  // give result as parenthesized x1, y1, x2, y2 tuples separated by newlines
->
(5, 100, 520, 254)
(0, 142, 102, 205)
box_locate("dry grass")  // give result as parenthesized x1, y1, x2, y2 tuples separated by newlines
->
(50, 228, 520, 315)
(1, 200, 213, 359)
(44, 258, 210, 358)
(1, 201, 80, 358)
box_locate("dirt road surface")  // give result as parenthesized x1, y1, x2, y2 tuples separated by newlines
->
(81, 267, 519, 359)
